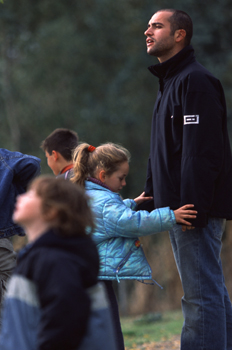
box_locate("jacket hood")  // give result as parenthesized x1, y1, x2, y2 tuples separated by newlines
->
(18, 229, 99, 288)
(148, 45, 195, 80)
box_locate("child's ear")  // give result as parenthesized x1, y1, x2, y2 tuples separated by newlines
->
(51, 150, 59, 161)
(44, 208, 58, 222)
(99, 170, 106, 183)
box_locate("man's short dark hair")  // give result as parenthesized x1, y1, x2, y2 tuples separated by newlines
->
(158, 9, 193, 46)
(41, 128, 79, 161)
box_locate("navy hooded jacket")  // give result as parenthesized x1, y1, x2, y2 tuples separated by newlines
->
(143, 45, 232, 227)
(0, 229, 117, 350)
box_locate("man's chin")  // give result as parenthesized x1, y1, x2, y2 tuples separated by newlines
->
(147, 48, 156, 56)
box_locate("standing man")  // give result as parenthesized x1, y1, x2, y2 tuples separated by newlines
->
(142, 9, 232, 350)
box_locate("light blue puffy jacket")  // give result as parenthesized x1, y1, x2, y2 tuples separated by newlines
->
(85, 181, 176, 283)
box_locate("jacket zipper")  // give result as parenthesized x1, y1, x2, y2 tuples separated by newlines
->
(115, 240, 140, 282)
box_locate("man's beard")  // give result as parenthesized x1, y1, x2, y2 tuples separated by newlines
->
(148, 37, 174, 58)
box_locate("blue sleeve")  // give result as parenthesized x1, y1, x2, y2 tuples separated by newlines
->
(103, 198, 176, 238)
(123, 198, 137, 210)
(13, 155, 41, 189)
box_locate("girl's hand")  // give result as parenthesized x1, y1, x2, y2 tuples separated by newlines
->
(174, 204, 197, 230)
(134, 192, 153, 205)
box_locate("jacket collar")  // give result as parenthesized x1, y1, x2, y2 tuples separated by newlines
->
(85, 180, 122, 198)
(148, 45, 195, 80)
(17, 228, 94, 260)
(59, 164, 73, 175)
(85, 179, 112, 192)
(87, 177, 111, 191)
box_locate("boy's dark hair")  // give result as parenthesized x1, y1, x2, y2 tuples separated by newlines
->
(30, 175, 94, 237)
(158, 9, 193, 46)
(41, 128, 79, 161)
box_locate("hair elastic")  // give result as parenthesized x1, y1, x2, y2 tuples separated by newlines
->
(88, 145, 96, 152)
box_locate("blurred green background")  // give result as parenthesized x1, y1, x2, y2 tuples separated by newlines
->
(1, 0, 232, 315)
(1, 0, 232, 196)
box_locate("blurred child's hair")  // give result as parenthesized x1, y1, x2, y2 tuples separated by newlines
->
(29, 176, 94, 237)
(71, 143, 131, 187)
(40, 128, 79, 161)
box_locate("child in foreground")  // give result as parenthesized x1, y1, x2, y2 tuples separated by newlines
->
(71, 142, 197, 350)
(0, 176, 117, 350)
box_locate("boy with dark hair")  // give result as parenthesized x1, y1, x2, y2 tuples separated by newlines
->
(41, 128, 78, 178)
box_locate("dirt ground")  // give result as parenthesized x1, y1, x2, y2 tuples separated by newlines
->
(126, 335, 180, 350)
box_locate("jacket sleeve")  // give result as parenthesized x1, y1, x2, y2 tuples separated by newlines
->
(12, 154, 41, 189)
(35, 255, 90, 350)
(123, 198, 137, 209)
(180, 72, 225, 226)
(103, 197, 176, 238)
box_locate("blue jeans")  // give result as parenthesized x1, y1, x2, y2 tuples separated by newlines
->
(169, 218, 232, 350)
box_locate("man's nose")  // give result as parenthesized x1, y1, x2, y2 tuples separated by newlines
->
(144, 27, 152, 36)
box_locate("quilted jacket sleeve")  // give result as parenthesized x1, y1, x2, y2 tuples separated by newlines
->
(103, 197, 176, 238)
(123, 198, 137, 210)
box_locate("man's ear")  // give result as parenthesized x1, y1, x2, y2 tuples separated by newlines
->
(175, 29, 186, 43)
(99, 169, 106, 183)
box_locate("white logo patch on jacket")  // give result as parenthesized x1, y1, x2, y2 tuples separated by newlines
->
(184, 115, 199, 125)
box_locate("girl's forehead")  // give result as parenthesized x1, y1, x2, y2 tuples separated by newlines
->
(118, 161, 129, 173)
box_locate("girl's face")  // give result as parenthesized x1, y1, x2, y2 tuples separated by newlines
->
(13, 189, 44, 228)
(104, 161, 129, 193)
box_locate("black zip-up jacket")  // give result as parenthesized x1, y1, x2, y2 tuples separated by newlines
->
(143, 45, 232, 227)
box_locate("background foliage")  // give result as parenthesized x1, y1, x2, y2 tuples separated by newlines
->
(1, 0, 232, 314)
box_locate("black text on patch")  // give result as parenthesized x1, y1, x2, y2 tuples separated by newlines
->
(184, 115, 199, 125)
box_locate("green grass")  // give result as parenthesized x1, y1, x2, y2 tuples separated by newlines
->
(121, 309, 183, 348)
